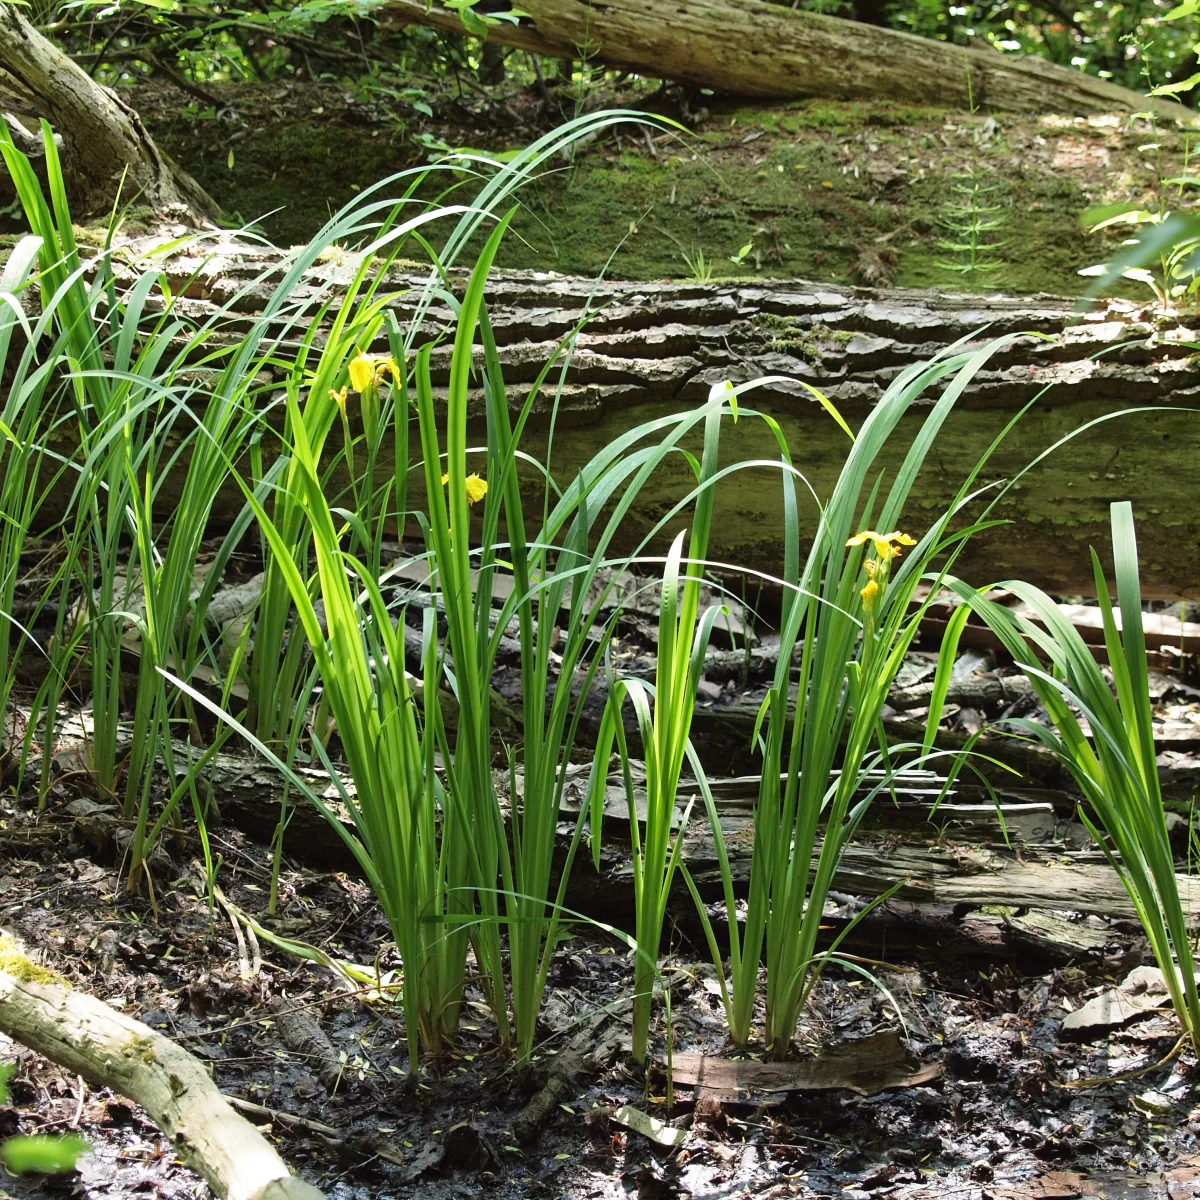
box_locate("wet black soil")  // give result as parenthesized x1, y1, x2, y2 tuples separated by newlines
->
(0, 787, 1194, 1200)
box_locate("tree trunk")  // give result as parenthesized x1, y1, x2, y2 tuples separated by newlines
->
(0, 4, 220, 220)
(381, 0, 1190, 118)
(65, 242, 1200, 600)
(0, 966, 324, 1200)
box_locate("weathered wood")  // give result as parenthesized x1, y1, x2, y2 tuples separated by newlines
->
(1003, 910, 1112, 961)
(670, 1030, 942, 1096)
(0, 5, 219, 218)
(61, 244, 1200, 600)
(30, 710, 1186, 928)
(266, 997, 342, 1094)
(680, 836, 1200, 922)
(890, 672, 1033, 712)
(0, 965, 324, 1200)
(380, 0, 1189, 119)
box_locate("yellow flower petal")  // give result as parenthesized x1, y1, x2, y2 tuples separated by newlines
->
(891, 532, 917, 547)
(862, 558, 878, 579)
(441, 472, 450, 486)
(464, 473, 488, 505)
(329, 386, 348, 415)
(348, 352, 374, 393)
(847, 530, 881, 548)
(860, 579, 879, 607)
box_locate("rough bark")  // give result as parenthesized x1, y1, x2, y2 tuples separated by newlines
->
(138, 246, 1200, 599)
(0, 969, 324, 1200)
(20, 235, 1200, 596)
(0, 4, 220, 219)
(266, 997, 343, 1093)
(382, 0, 1191, 119)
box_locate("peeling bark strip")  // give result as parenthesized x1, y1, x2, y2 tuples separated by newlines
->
(0, 4, 219, 218)
(0, 970, 324, 1200)
(133, 247, 1200, 598)
(267, 997, 343, 1093)
(381, 0, 1191, 118)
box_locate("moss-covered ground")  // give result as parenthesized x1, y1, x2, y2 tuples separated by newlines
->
(125, 81, 1165, 297)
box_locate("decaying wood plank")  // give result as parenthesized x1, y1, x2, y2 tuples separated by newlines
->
(1002, 910, 1112, 960)
(0, 962, 324, 1200)
(17, 705, 1190, 927)
(677, 834, 1200, 922)
(670, 1030, 942, 1097)
(140, 734, 1190, 924)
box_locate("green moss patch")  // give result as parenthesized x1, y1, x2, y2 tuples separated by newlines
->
(0, 934, 64, 987)
(125, 83, 1161, 297)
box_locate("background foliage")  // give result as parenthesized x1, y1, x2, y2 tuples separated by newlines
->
(30, 0, 1200, 106)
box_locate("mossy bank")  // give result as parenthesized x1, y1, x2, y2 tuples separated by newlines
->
(129, 82, 1157, 296)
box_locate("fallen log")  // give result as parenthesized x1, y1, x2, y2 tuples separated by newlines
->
(30, 709, 1192, 929)
(52, 245, 1200, 600)
(0, 5, 220, 218)
(380, 0, 1190, 119)
(0, 956, 324, 1200)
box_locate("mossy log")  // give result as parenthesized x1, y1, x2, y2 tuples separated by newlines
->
(128, 83, 1167, 280)
(382, 0, 1189, 119)
(55, 243, 1200, 599)
(0, 965, 324, 1200)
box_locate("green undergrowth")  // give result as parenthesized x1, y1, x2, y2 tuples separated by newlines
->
(133, 92, 1132, 296)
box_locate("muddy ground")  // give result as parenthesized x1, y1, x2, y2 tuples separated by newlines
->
(0, 775, 1196, 1200)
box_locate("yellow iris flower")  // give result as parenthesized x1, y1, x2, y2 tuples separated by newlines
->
(347, 351, 402, 393)
(348, 352, 375, 393)
(465, 474, 488, 505)
(329, 386, 348, 416)
(850, 529, 916, 612)
(846, 529, 918, 558)
(440, 472, 489, 505)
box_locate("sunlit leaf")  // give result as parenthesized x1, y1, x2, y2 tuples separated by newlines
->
(1151, 72, 1200, 95)
(1163, 0, 1200, 21)
(2, 1136, 89, 1175)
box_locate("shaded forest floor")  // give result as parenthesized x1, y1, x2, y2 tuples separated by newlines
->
(1, 737, 1199, 1199)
